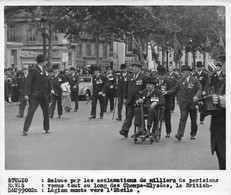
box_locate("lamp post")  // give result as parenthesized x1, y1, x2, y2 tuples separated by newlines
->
(166, 41, 169, 72)
(40, 17, 47, 57)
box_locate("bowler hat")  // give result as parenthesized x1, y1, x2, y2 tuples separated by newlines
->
(196, 61, 203, 67)
(52, 64, 59, 70)
(70, 67, 75, 71)
(216, 63, 222, 67)
(144, 77, 157, 84)
(181, 65, 192, 72)
(120, 64, 127, 69)
(131, 63, 142, 68)
(36, 54, 46, 64)
(157, 66, 166, 75)
(217, 51, 226, 60)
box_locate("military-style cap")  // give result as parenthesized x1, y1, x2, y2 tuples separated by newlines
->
(181, 65, 192, 72)
(120, 64, 127, 69)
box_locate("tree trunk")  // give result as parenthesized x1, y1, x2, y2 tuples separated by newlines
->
(96, 34, 99, 66)
(162, 48, 165, 66)
(47, 22, 53, 70)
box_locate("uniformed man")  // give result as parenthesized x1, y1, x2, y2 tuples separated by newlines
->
(17, 65, 29, 118)
(210, 62, 225, 93)
(164, 65, 202, 141)
(22, 54, 55, 136)
(104, 66, 116, 112)
(119, 63, 147, 138)
(191, 61, 209, 124)
(69, 67, 80, 112)
(134, 76, 165, 137)
(116, 64, 129, 121)
(210, 51, 226, 170)
(89, 66, 107, 119)
(166, 66, 178, 112)
(155, 66, 174, 138)
(49, 64, 66, 118)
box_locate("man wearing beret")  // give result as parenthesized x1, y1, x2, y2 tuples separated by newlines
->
(210, 51, 226, 170)
(22, 54, 55, 136)
(191, 61, 209, 124)
(68, 67, 80, 112)
(49, 64, 66, 118)
(210, 62, 225, 93)
(104, 66, 116, 112)
(155, 66, 175, 138)
(89, 66, 107, 119)
(164, 65, 202, 141)
(119, 63, 147, 138)
(116, 64, 129, 121)
(134, 77, 165, 138)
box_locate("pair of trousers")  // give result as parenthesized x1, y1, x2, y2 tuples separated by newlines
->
(91, 95, 104, 117)
(134, 106, 157, 129)
(117, 95, 127, 119)
(71, 89, 79, 110)
(23, 97, 49, 132)
(215, 145, 226, 170)
(18, 95, 27, 116)
(164, 107, 172, 134)
(170, 96, 175, 111)
(177, 106, 198, 137)
(121, 104, 135, 133)
(49, 94, 62, 117)
(104, 91, 115, 112)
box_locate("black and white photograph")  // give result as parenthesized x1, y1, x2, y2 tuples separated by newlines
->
(1, 0, 230, 194)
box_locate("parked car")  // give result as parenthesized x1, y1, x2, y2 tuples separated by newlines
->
(78, 76, 93, 101)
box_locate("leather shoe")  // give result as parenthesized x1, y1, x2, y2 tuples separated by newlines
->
(45, 130, 50, 134)
(119, 130, 128, 138)
(100, 116, 103, 119)
(58, 115, 61, 118)
(116, 118, 122, 121)
(22, 131, 27, 136)
(17, 114, 23, 118)
(74, 109, 78, 112)
(200, 121, 204, 124)
(89, 116, 96, 119)
(175, 134, 182, 141)
(165, 134, 171, 138)
(49, 115, 53, 119)
(190, 136, 196, 140)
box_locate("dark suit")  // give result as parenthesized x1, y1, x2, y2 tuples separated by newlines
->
(91, 73, 107, 117)
(192, 71, 209, 122)
(166, 72, 178, 111)
(167, 76, 202, 137)
(69, 73, 80, 111)
(155, 76, 174, 135)
(104, 73, 116, 112)
(121, 72, 147, 133)
(210, 78, 225, 169)
(210, 71, 225, 93)
(17, 73, 28, 116)
(23, 65, 53, 132)
(134, 88, 165, 133)
(49, 74, 66, 117)
(116, 72, 129, 119)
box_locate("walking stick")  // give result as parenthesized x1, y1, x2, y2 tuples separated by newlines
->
(112, 97, 118, 120)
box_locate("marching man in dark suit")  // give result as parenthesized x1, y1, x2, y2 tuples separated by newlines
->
(22, 54, 55, 136)
(69, 67, 80, 112)
(104, 66, 116, 112)
(134, 77, 165, 137)
(191, 61, 209, 124)
(17, 65, 29, 118)
(210, 62, 225, 93)
(210, 51, 226, 170)
(119, 63, 147, 138)
(116, 64, 129, 121)
(49, 64, 66, 118)
(89, 66, 107, 119)
(155, 66, 175, 138)
(164, 65, 202, 141)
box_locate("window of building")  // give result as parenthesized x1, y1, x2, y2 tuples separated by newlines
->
(27, 28, 36, 42)
(103, 45, 107, 58)
(7, 25, 16, 42)
(77, 44, 82, 57)
(86, 44, 91, 56)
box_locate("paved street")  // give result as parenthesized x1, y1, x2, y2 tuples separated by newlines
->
(5, 100, 218, 170)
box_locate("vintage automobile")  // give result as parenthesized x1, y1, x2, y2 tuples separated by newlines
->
(78, 76, 93, 101)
